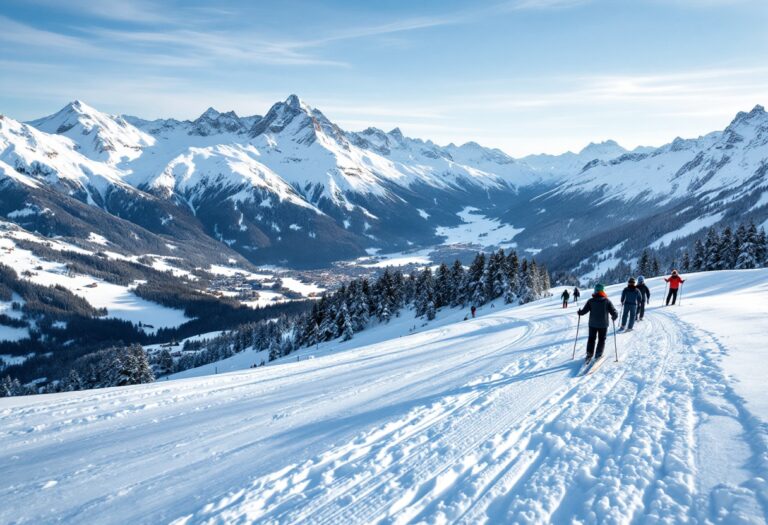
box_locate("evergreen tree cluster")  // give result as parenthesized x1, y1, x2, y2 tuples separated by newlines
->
(289, 249, 550, 354)
(155, 250, 550, 375)
(595, 220, 768, 285)
(682, 222, 767, 272)
(1, 344, 154, 397)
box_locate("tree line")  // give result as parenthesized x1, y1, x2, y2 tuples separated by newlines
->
(595, 220, 768, 284)
(151, 249, 551, 376)
(2, 249, 552, 395)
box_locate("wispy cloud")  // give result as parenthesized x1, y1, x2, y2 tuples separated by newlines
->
(504, 0, 592, 10)
(10, 0, 169, 23)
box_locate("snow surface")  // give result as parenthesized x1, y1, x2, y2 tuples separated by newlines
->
(0, 325, 29, 343)
(650, 212, 725, 249)
(358, 248, 434, 268)
(280, 277, 324, 296)
(0, 236, 190, 334)
(436, 207, 524, 249)
(2, 270, 767, 524)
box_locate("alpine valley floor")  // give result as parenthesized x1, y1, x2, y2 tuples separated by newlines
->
(1, 270, 767, 524)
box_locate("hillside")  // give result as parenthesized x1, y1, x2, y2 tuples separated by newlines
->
(2, 269, 766, 524)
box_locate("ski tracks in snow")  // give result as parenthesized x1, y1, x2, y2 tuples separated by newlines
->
(186, 305, 768, 525)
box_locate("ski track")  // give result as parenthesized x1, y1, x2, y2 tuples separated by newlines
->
(2, 276, 767, 525)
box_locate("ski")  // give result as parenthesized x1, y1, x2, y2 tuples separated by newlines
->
(577, 358, 592, 376)
(585, 355, 608, 376)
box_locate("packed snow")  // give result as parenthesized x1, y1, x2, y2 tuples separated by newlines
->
(2, 269, 766, 524)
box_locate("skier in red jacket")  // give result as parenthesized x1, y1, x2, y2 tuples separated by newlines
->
(664, 270, 685, 306)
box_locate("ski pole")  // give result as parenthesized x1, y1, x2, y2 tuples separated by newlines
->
(572, 315, 580, 360)
(663, 281, 669, 307)
(678, 283, 683, 306)
(612, 318, 619, 362)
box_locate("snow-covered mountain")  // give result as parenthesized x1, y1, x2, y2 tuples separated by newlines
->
(2, 97, 767, 271)
(531, 105, 768, 275)
(551, 106, 767, 206)
(28, 100, 155, 165)
(9, 96, 551, 266)
(520, 139, 630, 176)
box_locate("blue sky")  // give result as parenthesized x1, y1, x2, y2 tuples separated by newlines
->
(1, 0, 767, 155)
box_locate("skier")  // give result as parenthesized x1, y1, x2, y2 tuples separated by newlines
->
(560, 288, 570, 308)
(636, 275, 651, 321)
(573, 286, 581, 305)
(619, 277, 643, 331)
(577, 284, 619, 362)
(664, 270, 685, 306)
(471, 305, 477, 318)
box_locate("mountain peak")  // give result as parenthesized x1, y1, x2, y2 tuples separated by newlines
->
(283, 94, 314, 114)
(728, 104, 767, 128)
(62, 99, 99, 116)
(199, 107, 221, 120)
(578, 140, 625, 157)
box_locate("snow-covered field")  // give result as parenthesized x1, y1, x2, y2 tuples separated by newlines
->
(436, 207, 524, 249)
(1, 270, 767, 524)
(0, 230, 191, 336)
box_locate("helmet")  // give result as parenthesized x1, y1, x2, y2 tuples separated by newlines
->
(671, 269, 678, 275)
(628, 277, 636, 285)
(637, 275, 645, 283)
(594, 283, 605, 293)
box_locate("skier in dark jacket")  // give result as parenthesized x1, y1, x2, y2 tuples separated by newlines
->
(560, 289, 570, 308)
(573, 287, 581, 305)
(471, 305, 477, 318)
(664, 270, 685, 306)
(577, 284, 619, 361)
(636, 275, 651, 321)
(620, 277, 643, 331)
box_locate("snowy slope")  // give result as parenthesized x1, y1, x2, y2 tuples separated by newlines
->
(2, 269, 766, 524)
(29, 100, 155, 165)
(547, 106, 768, 206)
(0, 114, 132, 200)
(0, 232, 191, 335)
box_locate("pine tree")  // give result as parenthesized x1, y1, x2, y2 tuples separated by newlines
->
(754, 225, 767, 266)
(157, 349, 174, 376)
(348, 281, 370, 332)
(637, 249, 652, 276)
(64, 369, 83, 391)
(132, 345, 155, 384)
(717, 226, 736, 269)
(504, 251, 520, 304)
(434, 263, 452, 309)
(735, 223, 758, 269)
(449, 260, 466, 307)
(529, 259, 542, 296)
(692, 239, 706, 271)
(681, 251, 691, 272)
(703, 227, 721, 271)
(268, 339, 281, 361)
(415, 267, 435, 318)
(466, 253, 486, 307)
(483, 249, 506, 302)
(538, 263, 551, 292)
(651, 256, 660, 276)
(337, 303, 354, 341)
